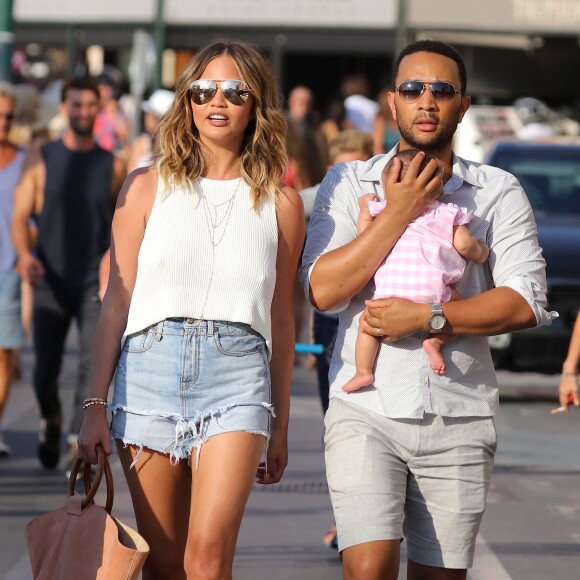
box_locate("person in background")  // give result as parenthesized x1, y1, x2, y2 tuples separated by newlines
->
(373, 87, 400, 154)
(558, 310, 580, 411)
(93, 73, 130, 154)
(0, 82, 27, 457)
(320, 98, 354, 144)
(285, 86, 327, 356)
(127, 88, 175, 172)
(300, 129, 374, 552)
(285, 85, 327, 188)
(12, 76, 126, 473)
(77, 39, 304, 579)
(340, 72, 379, 134)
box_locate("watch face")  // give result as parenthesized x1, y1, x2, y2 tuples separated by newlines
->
(430, 314, 446, 330)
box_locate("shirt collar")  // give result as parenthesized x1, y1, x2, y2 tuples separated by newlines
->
(359, 147, 482, 195)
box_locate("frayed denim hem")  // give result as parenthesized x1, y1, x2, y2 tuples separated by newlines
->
(109, 401, 275, 469)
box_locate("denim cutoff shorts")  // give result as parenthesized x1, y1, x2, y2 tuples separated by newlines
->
(110, 318, 273, 467)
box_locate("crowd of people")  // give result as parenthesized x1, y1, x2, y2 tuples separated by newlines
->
(0, 36, 578, 580)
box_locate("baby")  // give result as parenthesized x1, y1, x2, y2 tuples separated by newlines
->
(343, 149, 489, 392)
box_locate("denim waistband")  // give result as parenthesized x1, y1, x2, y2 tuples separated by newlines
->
(131, 318, 262, 338)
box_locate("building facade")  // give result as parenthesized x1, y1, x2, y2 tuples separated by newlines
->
(11, 0, 580, 111)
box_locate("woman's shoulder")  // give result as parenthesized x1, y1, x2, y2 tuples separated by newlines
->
(120, 165, 159, 206)
(275, 184, 305, 232)
(276, 184, 304, 213)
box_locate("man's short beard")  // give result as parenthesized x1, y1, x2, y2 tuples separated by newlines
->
(70, 123, 95, 137)
(397, 121, 457, 153)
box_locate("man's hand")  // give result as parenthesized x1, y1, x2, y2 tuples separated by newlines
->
(361, 298, 430, 341)
(18, 254, 44, 284)
(382, 152, 443, 224)
(559, 374, 580, 413)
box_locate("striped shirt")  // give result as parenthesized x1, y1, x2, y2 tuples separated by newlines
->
(300, 151, 557, 418)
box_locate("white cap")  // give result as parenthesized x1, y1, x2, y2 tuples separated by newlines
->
(141, 89, 175, 117)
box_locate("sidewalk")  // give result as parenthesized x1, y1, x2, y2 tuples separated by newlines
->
(0, 336, 564, 579)
(0, 341, 343, 579)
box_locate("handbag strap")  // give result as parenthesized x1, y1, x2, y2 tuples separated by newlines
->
(67, 444, 114, 514)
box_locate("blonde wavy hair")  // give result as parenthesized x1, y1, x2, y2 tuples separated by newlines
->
(155, 39, 287, 207)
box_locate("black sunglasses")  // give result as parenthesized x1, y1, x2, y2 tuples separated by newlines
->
(395, 81, 463, 103)
(189, 79, 251, 106)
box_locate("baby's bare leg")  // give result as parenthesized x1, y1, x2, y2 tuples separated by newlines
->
(342, 325, 379, 392)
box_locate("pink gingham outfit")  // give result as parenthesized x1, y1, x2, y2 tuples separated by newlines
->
(369, 199, 473, 303)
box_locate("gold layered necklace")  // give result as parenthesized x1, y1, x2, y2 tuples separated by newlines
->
(195, 177, 242, 317)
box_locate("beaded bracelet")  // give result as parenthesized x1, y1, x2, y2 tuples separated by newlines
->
(561, 371, 578, 378)
(82, 397, 108, 410)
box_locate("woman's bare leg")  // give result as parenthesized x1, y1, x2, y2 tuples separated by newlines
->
(184, 431, 265, 580)
(116, 442, 192, 580)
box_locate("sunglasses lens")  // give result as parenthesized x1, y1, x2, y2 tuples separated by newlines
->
(431, 82, 457, 100)
(221, 81, 250, 106)
(190, 80, 250, 106)
(398, 81, 424, 102)
(190, 80, 218, 105)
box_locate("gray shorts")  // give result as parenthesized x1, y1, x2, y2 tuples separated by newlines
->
(0, 270, 22, 349)
(324, 398, 497, 569)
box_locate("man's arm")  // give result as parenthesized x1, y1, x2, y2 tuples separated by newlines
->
(306, 154, 442, 312)
(11, 156, 44, 283)
(363, 173, 550, 340)
(362, 287, 535, 342)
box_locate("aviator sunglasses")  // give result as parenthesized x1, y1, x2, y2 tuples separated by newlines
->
(395, 81, 463, 103)
(189, 79, 251, 106)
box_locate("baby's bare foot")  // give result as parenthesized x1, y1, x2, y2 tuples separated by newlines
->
(423, 338, 446, 375)
(342, 372, 374, 392)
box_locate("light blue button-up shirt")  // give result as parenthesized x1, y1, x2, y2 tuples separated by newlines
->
(300, 150, 557, 418)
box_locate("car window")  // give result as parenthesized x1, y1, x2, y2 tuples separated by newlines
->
(489, 148, 580, 215)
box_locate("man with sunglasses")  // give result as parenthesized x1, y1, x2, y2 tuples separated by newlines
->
(301, 40, 554, 579)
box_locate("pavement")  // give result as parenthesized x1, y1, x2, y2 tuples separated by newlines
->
(0, 334, 566, 579)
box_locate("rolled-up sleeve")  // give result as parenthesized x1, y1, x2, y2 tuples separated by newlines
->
(488, 174, 558, 327)
(299, 163, 361, 313)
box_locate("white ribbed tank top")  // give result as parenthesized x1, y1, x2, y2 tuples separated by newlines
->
(124, 177, 278, 352)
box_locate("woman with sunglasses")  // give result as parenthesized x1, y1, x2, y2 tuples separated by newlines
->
(78, 38, 304, 579)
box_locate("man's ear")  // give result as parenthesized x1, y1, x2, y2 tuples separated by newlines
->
(458, 95, 471, 123)
(387, 91, 397, 122)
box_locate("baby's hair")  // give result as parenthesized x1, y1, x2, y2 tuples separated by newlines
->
(384, 148, 436, 180)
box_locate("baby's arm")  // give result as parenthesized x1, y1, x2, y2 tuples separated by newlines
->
(357, 194, 377, 234)
(453, 225, 489, 264)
